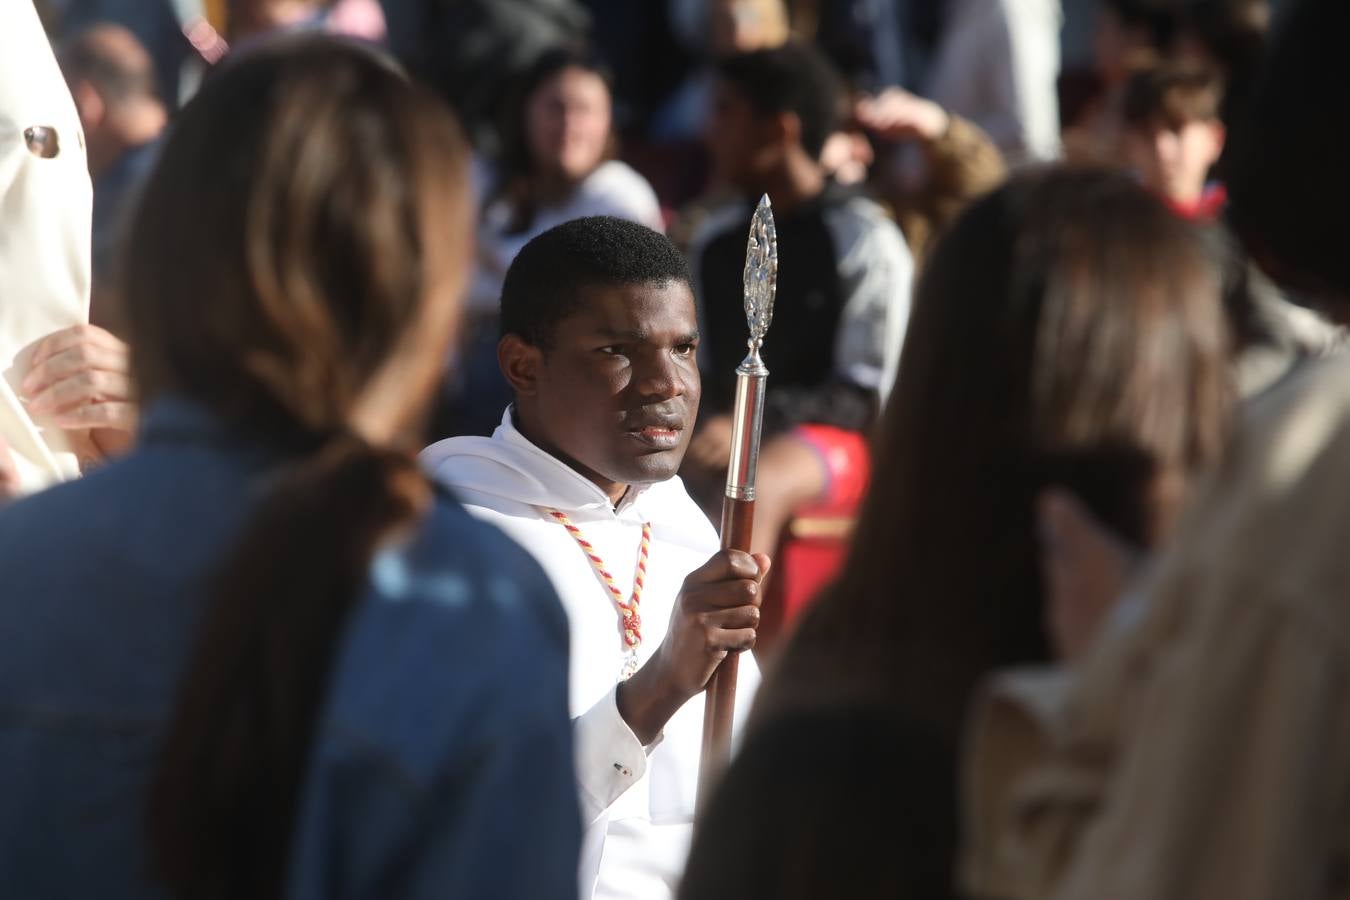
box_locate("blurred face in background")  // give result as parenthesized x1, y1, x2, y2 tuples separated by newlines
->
(1125, 116, 1225, 204)
(525, 65, 612, 185)
(228, 0, 327, 38)
(706, 79, 775, 188)
(708, 0, 790, 57)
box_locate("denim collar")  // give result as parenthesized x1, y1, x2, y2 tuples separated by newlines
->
(136, 396, 314, 469)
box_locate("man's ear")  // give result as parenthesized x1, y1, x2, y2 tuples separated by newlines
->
(498, 333, 543, 396)
(71, 80, 105, 130)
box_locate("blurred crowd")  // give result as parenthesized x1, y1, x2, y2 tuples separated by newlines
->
(4, 0, 1350, 898)
(27, 0, 1311, 524)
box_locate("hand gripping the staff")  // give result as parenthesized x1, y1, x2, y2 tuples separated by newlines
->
(617, 549, 770, 745)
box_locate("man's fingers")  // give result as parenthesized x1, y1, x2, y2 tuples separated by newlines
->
(18, 326, 137, 437)
(679, 551, 773, 611)
(700, 604, 761, 632)
(52, 401, 137, 432)
(23, 324, 124, 375)
(26, 369, 131, 416)
(685, 548, 764, 586)
(21, 338, 129, 397)
(709, 627, 757, 653)
(683, 576, 762, 611)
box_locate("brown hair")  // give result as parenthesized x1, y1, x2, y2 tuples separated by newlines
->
(1123, 64, 1225, 129)
(130, 38, 471, 900)
(757, 167, 1231, 747)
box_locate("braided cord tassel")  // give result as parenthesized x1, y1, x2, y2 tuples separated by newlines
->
(546, 509, 652, 677)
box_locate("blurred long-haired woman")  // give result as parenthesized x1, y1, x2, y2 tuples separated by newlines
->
(681, 167, 1233, 900)
(0, 38, 579, 900)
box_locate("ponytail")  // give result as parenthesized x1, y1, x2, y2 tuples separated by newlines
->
(146, 435, 430, 900)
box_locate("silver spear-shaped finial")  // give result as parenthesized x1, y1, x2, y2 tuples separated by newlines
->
(743, 194, 778, 351)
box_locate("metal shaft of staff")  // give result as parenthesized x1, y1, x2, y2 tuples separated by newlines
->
(698, 194, 776, 808)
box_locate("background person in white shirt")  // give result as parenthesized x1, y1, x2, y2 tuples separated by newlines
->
(423, 216, 766, 900)
(2, 0, 135, 498)
(925, 0, 1063, 165)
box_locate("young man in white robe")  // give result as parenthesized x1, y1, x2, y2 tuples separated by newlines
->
(422, 216, 767, 900)
(1, 0, 93, 494)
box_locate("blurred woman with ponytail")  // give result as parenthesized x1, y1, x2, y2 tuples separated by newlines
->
(0, 37, 580, 900)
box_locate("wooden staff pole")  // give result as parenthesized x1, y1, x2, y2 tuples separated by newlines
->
(698, 194, 776, 806)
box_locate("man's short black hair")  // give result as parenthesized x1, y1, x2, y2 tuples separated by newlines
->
(1103, 0, 1181, 52)
(714, 43, 845, 160)
(500, 216, 692, 348)
(1122, 64, 1224, 128)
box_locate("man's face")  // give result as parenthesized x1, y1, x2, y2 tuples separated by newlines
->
(706, 80, 773, 188)
(526, 280, 701, 497)
(1125, 117, 1225, 204)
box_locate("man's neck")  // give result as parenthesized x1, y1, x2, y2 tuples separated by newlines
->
(748, 153, 826, 218)
(510, 407, 630, 507)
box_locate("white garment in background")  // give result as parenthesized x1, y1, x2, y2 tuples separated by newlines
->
(422, 410, 760, 900)
(468, 160, 665, 314)
(0, 0, 93, 492)
(926, 0, 1063, 165)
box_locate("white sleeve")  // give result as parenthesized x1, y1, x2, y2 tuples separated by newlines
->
(572, 686, 664, 824)
(996, 0, 1062, 164)
(573, 162, 666, 233)
(926, 0, 1060, 165)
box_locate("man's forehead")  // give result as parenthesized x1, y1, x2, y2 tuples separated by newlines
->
(567, 281, 698, 334)
(712, 79, 751, 109)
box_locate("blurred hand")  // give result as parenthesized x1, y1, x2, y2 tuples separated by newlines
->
(1037, 487, 1140, 662)
(820, 130, 874, 186)
(0, 437, 19, 503)
(617, 549, 771, 744)
(854, 88, 950, 143)
(20, 324, 136, 465)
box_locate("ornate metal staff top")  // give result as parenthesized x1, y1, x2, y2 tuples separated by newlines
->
(743, 194, 778, 351)
(724, 195, 778, 503)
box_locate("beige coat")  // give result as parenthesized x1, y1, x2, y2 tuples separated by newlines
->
(887, 112, 1007, 263)
(963, 350, 1350, 900)
(1, 1, 92, 492)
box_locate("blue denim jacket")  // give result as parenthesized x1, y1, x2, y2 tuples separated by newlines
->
(0, 400, 580, 899)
